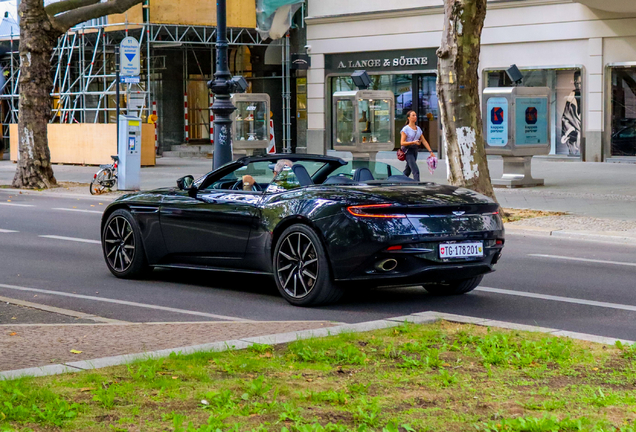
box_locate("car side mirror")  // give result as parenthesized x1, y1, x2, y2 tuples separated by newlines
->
(177, 175, 195, 191)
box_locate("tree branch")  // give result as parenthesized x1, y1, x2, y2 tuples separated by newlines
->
(45, 0, 101, 17)
(50, 0, 142, 33)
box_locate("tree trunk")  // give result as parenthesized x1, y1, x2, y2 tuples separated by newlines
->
(437, 0, 496, 200)
(12, 0, 57, 189)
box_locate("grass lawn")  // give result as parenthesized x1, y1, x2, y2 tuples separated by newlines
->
(2, 321, 636, 432)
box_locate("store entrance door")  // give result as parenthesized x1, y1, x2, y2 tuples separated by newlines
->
(610, 67, 636, 157)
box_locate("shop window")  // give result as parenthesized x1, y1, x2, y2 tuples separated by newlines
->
(485, 69, 582, 156)
(329, 74, 438, 150)
(610, 67, 636, 157)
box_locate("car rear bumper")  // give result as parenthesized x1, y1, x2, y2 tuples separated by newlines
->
(335, 260, 495, 285)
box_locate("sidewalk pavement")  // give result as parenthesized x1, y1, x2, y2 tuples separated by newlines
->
(1, 315, 335, 372)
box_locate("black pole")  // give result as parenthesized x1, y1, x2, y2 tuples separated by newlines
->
(208, 0, 236, 169)
(115, 45, 120, 152)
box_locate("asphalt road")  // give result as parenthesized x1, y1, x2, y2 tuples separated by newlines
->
(1, 189, 636, 341)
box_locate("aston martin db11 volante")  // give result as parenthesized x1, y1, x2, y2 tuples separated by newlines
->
(100, 154, 505, 306)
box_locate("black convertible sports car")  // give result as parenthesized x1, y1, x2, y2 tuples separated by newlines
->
(100, 154, 504, 306)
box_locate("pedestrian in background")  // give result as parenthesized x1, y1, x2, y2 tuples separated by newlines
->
(400, 110, 435, 181)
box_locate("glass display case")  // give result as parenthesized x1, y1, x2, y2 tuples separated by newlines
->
(333, 90, 394, 153)
(231, 93, 270, 150)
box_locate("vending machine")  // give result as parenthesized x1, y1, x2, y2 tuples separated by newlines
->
(483, 86, 551, 187)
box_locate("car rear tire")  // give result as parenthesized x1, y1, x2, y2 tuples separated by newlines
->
(273, 224, 343, 306)
(102, 209, 150, 279)
(423, 275, 483, 296)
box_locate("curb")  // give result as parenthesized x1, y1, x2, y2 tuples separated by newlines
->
(505, 226, 636, 245)
(0, 188, 119, 202)
(0, 295, 127, 324)
(2, 312, 633, 381)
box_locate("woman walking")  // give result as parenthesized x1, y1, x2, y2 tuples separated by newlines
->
(400, 110, 435, 181)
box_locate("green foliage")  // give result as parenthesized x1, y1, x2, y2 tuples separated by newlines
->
(288, 339, 367, 365)
(0, 379, 81, 427)
(469, 330, 574, 368)
(615, 341, 636, 360)
(477, 415, 588, 431)
(301, 389, 349, 406)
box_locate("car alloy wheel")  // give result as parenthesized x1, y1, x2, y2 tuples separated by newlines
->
(276, 232, 319, 299)
(104, 215, 136, 273)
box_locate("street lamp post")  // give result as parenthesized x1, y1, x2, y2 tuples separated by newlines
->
(208, 0, 247, 169)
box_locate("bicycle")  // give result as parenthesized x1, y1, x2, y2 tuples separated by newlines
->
(90, 155, 118, 195)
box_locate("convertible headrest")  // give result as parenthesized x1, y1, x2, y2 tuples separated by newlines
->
(353, 167, 374, 182)
(291, 164, 314, 186)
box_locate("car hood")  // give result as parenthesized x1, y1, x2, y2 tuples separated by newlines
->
(321, 184, 495, 206)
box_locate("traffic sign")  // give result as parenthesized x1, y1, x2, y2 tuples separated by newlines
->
(120, 36, 140, 77)
(120, 76, 140, 84)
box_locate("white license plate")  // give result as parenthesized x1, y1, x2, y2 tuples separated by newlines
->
(439, 242, 484, 259)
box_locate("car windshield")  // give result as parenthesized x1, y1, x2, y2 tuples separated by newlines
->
(323, 161, 398, 181)
(204, 160, 328, 191)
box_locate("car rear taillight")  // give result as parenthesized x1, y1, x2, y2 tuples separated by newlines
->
(387, 245, 403, 251)
(496, 239, 504, 246)
(347, 204, 406, 219)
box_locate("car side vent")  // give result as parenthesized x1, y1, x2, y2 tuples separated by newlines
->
(129, 205, 159, 214)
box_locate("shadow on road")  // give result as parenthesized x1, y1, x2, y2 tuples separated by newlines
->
(142, 267, 495, 317)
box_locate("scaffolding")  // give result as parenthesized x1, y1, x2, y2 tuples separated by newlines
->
(0, 21, 291, 150)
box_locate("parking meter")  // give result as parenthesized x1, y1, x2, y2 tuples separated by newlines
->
(483, 87, 551, 187)
(117, 114, 142, 190)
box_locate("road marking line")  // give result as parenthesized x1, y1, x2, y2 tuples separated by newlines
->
(0, 229, 18, 233)
(0, 283, 252, 322)
(528, 254, 636, 268)
(0, 295, 126, 324)
(39, 235, 101, 244)
(53, 208, 102, 214)
(0, 202, 34, 207)
(477, 286, 636, 313)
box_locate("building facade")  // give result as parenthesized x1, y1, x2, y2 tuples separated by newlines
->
(0, 0, 305, 161)
(305, 0, 636, 162)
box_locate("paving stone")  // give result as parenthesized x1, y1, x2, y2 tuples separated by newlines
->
(0, 321, 334, 372)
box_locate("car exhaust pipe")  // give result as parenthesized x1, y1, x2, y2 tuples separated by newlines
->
(375, 258, 398, 272)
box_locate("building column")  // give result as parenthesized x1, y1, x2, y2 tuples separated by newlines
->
(307, 54, 326, 155)
(586, 37, 603, 162)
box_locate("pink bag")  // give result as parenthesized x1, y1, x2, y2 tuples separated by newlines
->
(427, 155, 438, 175)
(396, 148, 406, 161)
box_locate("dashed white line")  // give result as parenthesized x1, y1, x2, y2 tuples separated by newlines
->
(0, 202, 34, 207)
(53, 208, 102, 214)
(0, 283, 251, 322)
(528, 254, 636, 268)
(0, 229, 18, 233)
(477, 286, 636, 313)
(39, 235, 101, 244)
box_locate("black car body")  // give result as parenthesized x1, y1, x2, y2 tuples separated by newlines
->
(100, 154, 505, 306)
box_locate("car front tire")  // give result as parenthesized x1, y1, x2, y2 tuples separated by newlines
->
(423, 275, 483, 296)
(102, 209, 150, 278)
(273, 224, 343, 306)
